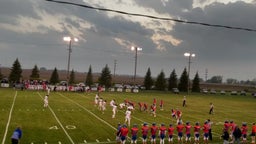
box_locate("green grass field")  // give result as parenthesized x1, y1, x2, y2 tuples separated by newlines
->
(0, 88, 255, 144)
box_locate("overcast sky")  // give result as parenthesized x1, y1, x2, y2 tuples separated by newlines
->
(1, 0, 256, 81)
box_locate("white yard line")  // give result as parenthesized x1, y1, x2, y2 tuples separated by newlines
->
(37, 93, 75, 144)
(1, 91, 17, 144)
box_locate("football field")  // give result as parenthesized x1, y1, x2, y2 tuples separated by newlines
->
(0, 88, 255, 144)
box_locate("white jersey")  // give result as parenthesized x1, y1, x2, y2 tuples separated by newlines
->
(125, 110, 131, 127)
(113, 105, 117, 112)
(47, 87, 51, 95)
(125, 110, 131, 119)
(44, 95, 49, 107)
(127, 105, 134, 111)
(102, 101, 106, 111)
(95, 94, 99, 105)
(110, 100, 115, 107)
(112, 105, 117, 118)
(119, 103, 126, 109)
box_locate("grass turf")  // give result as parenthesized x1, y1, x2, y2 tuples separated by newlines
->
(0, 88, 255, 143)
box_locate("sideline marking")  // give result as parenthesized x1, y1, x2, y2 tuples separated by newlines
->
(37, 93, 75, 144)
(2, 91, 17, 144)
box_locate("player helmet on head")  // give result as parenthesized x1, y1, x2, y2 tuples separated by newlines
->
(169, 124, 172, 126)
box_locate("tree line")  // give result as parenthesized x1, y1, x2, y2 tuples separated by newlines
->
(0, 58, 204, 92)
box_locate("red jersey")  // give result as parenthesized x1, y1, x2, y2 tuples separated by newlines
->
(142, 126, 149, 136)
(168, 127, 175, 135)
(144, 103, 148, 110)
(151, 126, 158, 135)
(177, 111, 182, 118)
(224, 122, 229, 131)
(176, 124, 184, 133)
(185, 125, 192, 134)
(160, 100, 163, 106)
(153, 98, 156, 104)
(252, 125, 256, 133)
(203, 124, 209, 133)
(159, 126, 167, 135)
(131, 127, 139, 136)
(120, 127, 129, 136)
(230, 123, 236, 132)
(241, 126, 248, 135)
(152, 105, 156, 111)
(194, 125, 201, 134)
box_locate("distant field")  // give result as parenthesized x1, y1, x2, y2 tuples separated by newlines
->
(0, 88, 255, 144)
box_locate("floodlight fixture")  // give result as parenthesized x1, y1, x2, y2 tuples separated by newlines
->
(63, 36, 78, 88)
(131, 46, 142, 85)
(184, 52, 196, 95)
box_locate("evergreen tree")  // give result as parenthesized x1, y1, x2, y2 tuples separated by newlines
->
(30, 65, 40, 80)
(143, 67, 153, 90)
(69, 69, 75, 84)
(98, 64, 112, 88)
(49, 67, 59, 84)
(0, 68, 3, 80)
(9, 58, 22, 83)
(178, 68, 188, 92)
(155, 70, 166, 91)
(192, 72, 200, 92)
(85, 65, 93, 87)
(168, 69, 178, 90)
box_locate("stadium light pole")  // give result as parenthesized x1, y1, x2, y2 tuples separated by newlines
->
(63, 36, 78, 87)
(131, 46, 142, 85)
(184, 52, 195, 94)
